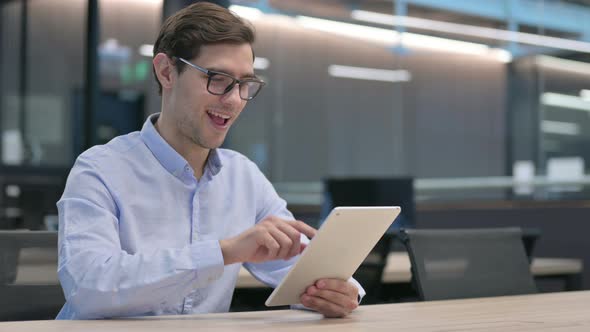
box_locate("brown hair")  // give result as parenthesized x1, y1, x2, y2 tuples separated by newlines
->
(152, 2, 255, 95)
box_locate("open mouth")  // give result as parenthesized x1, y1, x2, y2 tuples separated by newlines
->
(206, 109, 231, 127)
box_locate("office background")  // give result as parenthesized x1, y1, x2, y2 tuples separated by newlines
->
(2, 0, 590, 188)
(1, 0, 589, 307)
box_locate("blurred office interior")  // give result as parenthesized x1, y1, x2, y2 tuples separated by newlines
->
(1, 0, 590, 318)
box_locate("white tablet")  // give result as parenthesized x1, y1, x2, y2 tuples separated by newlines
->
(265, 206, 400, 306)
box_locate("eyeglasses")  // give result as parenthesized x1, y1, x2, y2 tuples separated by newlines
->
(176, 57, 265, 101)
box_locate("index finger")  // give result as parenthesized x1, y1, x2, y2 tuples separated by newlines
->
(287, 220, 317, 239)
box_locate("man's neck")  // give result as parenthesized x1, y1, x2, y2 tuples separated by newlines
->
(154, 113, 209, 179)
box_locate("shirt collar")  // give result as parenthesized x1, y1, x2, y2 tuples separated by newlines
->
(140, 113, 223, 179)
(207, 147, 222, 176)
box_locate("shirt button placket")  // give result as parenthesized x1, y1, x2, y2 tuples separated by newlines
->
(184, 165, 198, 314)
(192, 192, 199, 242)
(185, 164, 198, 242)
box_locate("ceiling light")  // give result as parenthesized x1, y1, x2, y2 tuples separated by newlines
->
(536, 56, 590, 76)
(296, 16, 509, 62)
(402, 32, 512, 62)
(541, 92, 590, 112)
(352, 10, 590, 54)
(295, 16, 399, 45)
(229, 5, 263, 21)
(254, 57, 270, 70)
(542, 120, 580, 136)
(139, 44, 153, 57)
(328, 65, 411, 82)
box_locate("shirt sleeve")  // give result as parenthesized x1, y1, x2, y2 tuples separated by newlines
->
(242, 163, 366, 306)
(57, 156, 224, 319)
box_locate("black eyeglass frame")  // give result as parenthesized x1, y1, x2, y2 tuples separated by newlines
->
(175, 57, 266, 101)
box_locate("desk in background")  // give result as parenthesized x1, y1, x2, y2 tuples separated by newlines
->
(15, 251, 582, 289)
(236, 252, 584, 290)
(1, 291, 589, 331)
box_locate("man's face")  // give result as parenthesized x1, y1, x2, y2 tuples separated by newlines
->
(169, 43, 253, 150)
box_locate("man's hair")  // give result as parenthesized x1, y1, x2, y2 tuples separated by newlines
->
(152, 2, 255, 95)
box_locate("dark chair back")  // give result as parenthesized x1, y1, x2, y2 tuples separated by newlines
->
(352, 233, 394, 304)
(323, 177, 415, 230)
(521, 228, 541, 263)
(0, 231, 64, 321)
(400, 227, 537, 301)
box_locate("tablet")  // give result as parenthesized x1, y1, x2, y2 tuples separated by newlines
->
(265, 206, 400, 306)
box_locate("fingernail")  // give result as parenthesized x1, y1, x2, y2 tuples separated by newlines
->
(317, 281, 325, 288)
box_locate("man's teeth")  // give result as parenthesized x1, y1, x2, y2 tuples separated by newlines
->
(207, 110, 230, 119)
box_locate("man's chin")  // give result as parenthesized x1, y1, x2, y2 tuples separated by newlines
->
(198, 137, 226, 150)
(206, 143, 223, 150)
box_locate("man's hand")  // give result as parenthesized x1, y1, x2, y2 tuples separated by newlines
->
(220, 216, 316, 265)
(300, 279, 359, 318)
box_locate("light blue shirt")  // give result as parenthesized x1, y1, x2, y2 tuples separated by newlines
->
(56, 113, 364, 319)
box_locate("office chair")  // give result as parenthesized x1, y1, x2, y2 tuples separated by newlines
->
(400, 227, 537, 301)
(352, 233, 394, 304)
(0, 231, 64, 321)
(521, 228, 541, 263)
(323, 177, 415, 231)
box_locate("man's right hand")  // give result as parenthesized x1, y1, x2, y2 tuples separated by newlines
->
(219, 216, 317, 265)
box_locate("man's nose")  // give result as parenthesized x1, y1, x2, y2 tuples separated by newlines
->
(221, 83, 242, 105)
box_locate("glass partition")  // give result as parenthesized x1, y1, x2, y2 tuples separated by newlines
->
(3, 0, 590, 204)
(1, 0, 86, 167)
(227, 0, 590, 204)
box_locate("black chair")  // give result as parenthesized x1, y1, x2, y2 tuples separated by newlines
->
(521, 228, 541, 263)
(352, 233, 394, 304)
(0, 231, 64, 321)
(400, 227, 537, 301)
(323, 177, 415, 230)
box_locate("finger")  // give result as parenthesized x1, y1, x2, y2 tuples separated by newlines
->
(260, 232, 280, 259)
(306, 286, 358, 312)
(288, 220, 317, 239)
(268, 227, 293, 259)
(275, 222, 302, 257)
(300, 294, 350, 318)
(264, 218, 310, 257)
(316, 279, 358, 298)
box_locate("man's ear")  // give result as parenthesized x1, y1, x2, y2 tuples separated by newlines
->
(153, 53, 175, 91)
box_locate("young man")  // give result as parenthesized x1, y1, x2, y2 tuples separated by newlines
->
(56, 2, 363, 320)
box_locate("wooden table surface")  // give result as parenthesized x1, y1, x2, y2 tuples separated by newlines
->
(1, 291, 589, 331)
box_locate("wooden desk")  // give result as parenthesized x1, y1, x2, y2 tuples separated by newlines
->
(1, 291, 589, 331)
(383, 252, 584, 282)
(236, 252, 584, 289)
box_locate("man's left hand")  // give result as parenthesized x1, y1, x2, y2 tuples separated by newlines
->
(300, 279, 359, 318)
